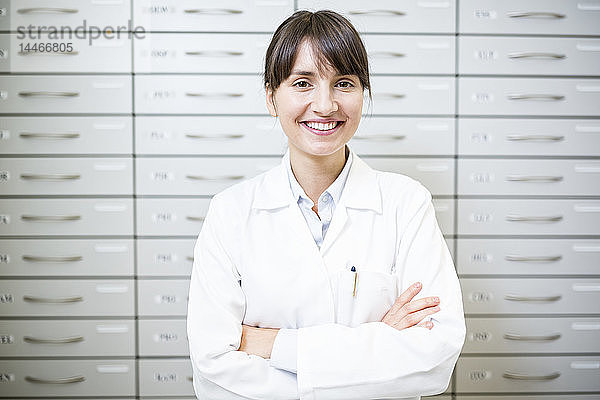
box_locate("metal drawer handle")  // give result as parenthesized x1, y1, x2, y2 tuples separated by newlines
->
(505, 255, 563, 262)
(18, 91, 80, 98)
(505, 214, 563, 223)
(17, 7, 78, 14)
(505, 175, 564, 182)
(377, 93, 406, 99)
(508, 52, 566, 59)
(23, 295, 84, 303)
(504, 294, 562, 302)
(22, 255, 83, 263)
(507, 11, 566, 19)
(184, 8, 243, 15)
(353, 134, 406, 141)
(24, 335, 84, 344)
(21, 215, 81, 222)
(187, 375, 193, 382)
(506, 135, 564, 142)
(186, 216, 205, 222)
(25, 375, 86, 384)
(19, 50, 79, 56)
(185, 50, 244, 57)
(185, 174, 244, 181)
(187, 256, 194, 262)
(370, 51, 406, 58)
(502, 371, 561, 381)
(20, 174, 81, 181)
(20, 132, 80, 139)
(185, 92, 243, 98)
(185, 134, 244, 140)
(503, 332, 562, 342)
(349, 10, 406, 16)
(507, 94, 565, 101)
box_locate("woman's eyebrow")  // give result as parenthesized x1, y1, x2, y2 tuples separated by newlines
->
(290, 69, 316, 77)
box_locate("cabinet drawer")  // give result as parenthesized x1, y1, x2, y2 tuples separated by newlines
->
(362, 157, 454, 196)
(138, 359, 193, 397)
(457, 239, 600, 276)
(133, 0, 293, 32)
(459, 0, 600, 35)
(461, 278, 600, 315)
(363, 35, 454, 74)
(137, 199, 210, 237)
(0, 75, 132, 114)
(138, 319, 189, 357)
(0, 360, 135, 397)
(0, 279, 134, 317)
(138, 279, 189, 317)
(0, 117, 132, 155)
(456, 356, 600, 393)
(0, 33, 131, 73)
(459, 78, 600, 117)
(463, 317, 600, 354)
(0, 239, 134, 277)
(459, 37, 600, 76)
(370, 76, 455, 115)
(0, 199, 133, 236)
(458, 160, 600, 196)
(0, 0, 131, 31)
(457, 199, 600, 236)
(350, 118, 455, 156)
(298, 0, 456, 33)
(0, 158, 132, 195)
(136, 157, 278, 196)
(135, 33, 270, 73)
(135, 116, 286, 155)
(456, 397, 600, 400)
(0, 320, 135, 357)
(458, 118, 600, 157)
(137, 239, 195, 277)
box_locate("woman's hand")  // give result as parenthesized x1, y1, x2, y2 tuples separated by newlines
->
(239, 324, 280, 359)
(381, 282, 440, 330)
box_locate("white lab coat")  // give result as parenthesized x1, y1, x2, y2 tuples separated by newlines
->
(187, 149, 466, 400)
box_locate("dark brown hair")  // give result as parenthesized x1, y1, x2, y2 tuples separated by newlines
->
(264, 10, 371, 98)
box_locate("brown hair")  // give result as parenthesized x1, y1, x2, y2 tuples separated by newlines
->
(264, 10, 371, 98)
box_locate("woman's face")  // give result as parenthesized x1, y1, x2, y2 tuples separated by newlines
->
(266, 40, 364, 159)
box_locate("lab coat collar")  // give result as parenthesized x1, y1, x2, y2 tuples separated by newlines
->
(251, 147, 382, 214)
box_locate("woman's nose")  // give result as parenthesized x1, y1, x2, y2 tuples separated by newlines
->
(312, 86, 338, 115)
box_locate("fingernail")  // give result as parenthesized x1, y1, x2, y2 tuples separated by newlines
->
(433, 297, 439, 303)
(414, 282, 421, 288)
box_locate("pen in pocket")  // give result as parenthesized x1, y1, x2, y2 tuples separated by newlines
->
(351, 266, 358, 297)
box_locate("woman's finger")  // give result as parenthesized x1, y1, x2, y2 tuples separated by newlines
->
(417, 320, 434, 330)
(387, 282, 422, 316)
(398, 305, 440, 330)
(402, 296, 439, 314)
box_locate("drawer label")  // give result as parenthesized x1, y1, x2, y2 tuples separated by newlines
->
(474, 9, 497, 19)
(0, 254, 9, 263)
(472, 92, 494, 104)
(150, 131, 171, 140)
(156, 253, 177, 263)
(0, 335, 14, 344)
(475, 49, 498, 61)
(151, 171, 174, 181)
(468, 331, 492, 342)
(154, 372, 177, 383)
(469, 213, 493, 223)
(150, 90, 175, 100)
(0, 171, 9, 182)
(0, 215, 9, 224)
(470, 252, 492, 263)
(148, 5, 170, 14)
(469, 291, 493, 303)
(0, 294, 14, 304)
(468, 370, 491, 381)
(152, 212, 176, 223)
(154, 332, 179, 342)
(470, 133, 492, 143)
(0, 373, 15, 383)
(470, 172, 495, 184)
(151, 49, 170, 58)
(0, 130, 9, 140)
(155, 294, 179, 304)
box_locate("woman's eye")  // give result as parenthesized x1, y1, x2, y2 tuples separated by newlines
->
(337, 81, 355, 88)
(293, 81, 310, 88)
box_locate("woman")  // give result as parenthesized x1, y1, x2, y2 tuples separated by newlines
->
(187, 10, 465, 400)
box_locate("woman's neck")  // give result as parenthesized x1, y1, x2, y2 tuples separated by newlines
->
(289, 145, 348, 206)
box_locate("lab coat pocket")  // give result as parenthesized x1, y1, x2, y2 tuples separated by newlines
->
(336, 270, 398, 327)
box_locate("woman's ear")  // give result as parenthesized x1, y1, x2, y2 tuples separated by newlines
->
(265, 84, 277, 117)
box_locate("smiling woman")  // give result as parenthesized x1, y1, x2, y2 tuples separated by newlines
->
(187, 9, 465, 400)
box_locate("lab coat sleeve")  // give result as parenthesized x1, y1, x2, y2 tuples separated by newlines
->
(187, 195, 299, 400)
(296, 184, 466, 400)
(270, 328, 299, 373)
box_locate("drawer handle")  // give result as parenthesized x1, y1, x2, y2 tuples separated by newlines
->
(24, 335, 84, 344)
(507, 11, 566, 19)
(18, 50, 79, 56)
(185, 50, 244, 57)
(186, 215, 205, 222)
(17, 7, 78, 14)
(22, 255, 83, 263)
(187, 256, 194, 262)
(376, 93, 406, 99)
(506, 135, 564, 142)
(18, 91, 80, 98)
(25, 375, 86, 384)
(21, 215, 81, 222)
(348, 10, 406, 16)
(505, 255, 563, 262)
(184, 8, 243, 15)
(507, 94, 565, 101)
(23, 295, 84, 303)
(185, 174, 244, 181)
(20, 132, 80, 139)
(505, 175, 564, 182)
(505, 214, 563, 223)
(187, 375, 193, 382)
(185, 92, 244, 98)
(504, 294, 562, 302)
(370, 51, 406, 58)
(502, 371, 561, 381)
(353, 134, 406, 141)
(508, 52, 566, 60)
(503, 332, 562, 342)
(20, 174, 81, 181)
(185, 133, 244, 140)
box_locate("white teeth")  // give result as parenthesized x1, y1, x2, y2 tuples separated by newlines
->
(305, 121, 337, 131)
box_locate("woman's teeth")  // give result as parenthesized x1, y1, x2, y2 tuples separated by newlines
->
(305, 121, 338, 131)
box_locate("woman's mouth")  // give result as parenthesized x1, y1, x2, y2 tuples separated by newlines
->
(301, 121, 343, 136)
